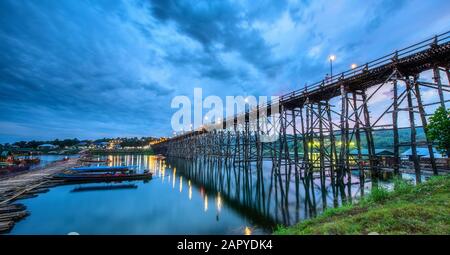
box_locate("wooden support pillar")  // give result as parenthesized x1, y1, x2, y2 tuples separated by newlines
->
(299, 105, 309, 179)
(406, 77, 421, 183)
(318, 102, 326, 187)
(233, 119, 239, 165)
(244, 118, 250, 169)
(291, 108, 300, 208)
(413, 76, 438, 175)
(446, 68, 450, 88)
(325, 101, 337, 188)
(308, 104, 315, 177)
(256, 106, 261, 168)
(225, 130, 231, 161)
(344, 94, 351, 189)
(339, 83, 348, 185)
(282, 109, 291, 205)
(277, 107, 285, 175)
(352, 92, 364, 190)
(361, 90, 377, 185)
(291, 109, 300, 178)
(392, 79, 400, 175)
(433, 66, 446, 109)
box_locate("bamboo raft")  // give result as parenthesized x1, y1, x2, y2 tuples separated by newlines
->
(0, 158, 81, 234)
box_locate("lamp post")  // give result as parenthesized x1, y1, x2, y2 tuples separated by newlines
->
(329, 55, 336, 78)
(351, 63, 357, 75)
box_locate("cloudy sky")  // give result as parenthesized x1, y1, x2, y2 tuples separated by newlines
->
(0, 0, 449, 143)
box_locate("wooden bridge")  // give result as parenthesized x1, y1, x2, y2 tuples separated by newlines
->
(153, 31, 450, 185)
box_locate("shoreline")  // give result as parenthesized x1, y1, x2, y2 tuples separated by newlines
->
(275, 175, 450, 235)
(0, 156, 82, 234)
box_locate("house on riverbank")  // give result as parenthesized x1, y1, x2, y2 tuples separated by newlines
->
(37, 144, 58, 150)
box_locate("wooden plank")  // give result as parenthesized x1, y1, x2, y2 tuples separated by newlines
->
(0, 221, 14, 234)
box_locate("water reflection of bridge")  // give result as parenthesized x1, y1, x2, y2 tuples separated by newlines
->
(166, 157, 362, 228)
(154, 32, 450, 188)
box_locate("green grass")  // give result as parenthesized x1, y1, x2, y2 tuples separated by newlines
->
(275, 175, 450, 235)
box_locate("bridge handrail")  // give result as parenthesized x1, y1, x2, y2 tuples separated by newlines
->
(280, 31, 450, 102)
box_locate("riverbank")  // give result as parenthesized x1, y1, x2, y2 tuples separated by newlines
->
(0, 157, 81, 233)
(275, 175, 450, 235)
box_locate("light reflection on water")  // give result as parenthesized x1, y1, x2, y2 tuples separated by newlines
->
(9, 154, 389, 235)
(10, 155, 265, 234)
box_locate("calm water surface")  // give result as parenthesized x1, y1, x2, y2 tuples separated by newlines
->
(10, 154, 386, 235)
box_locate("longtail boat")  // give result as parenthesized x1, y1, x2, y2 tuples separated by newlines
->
(69, 166, 134, 172)
(0, 163, 30, 175)
(70, 184, 138, 192)
(53, 172, 152, 183)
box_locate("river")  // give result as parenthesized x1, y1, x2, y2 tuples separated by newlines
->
(9, 154, 391, 235)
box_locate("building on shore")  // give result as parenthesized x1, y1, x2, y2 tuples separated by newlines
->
(37, 144, 58, 150)
(401, 147, 446, 159)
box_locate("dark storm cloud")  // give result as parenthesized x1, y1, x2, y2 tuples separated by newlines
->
(0, 0, 449, 142)
(148, 0, 287, 78)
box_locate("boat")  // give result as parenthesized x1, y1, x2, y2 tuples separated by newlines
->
(69, 166, 133, 172)
(53, 171, 152, 183)
(0, 163, 30, 175)
(23, 158, 41, 165)
(70, 184, 138, 192)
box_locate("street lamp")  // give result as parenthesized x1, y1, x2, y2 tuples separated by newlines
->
(329, 55, 336, 77)
(351, 63, 357, 75)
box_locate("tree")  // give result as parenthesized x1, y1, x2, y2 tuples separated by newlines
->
(426, 106, 450, 157)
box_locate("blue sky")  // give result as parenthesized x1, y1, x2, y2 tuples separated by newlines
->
(0, 0, 449, 143)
